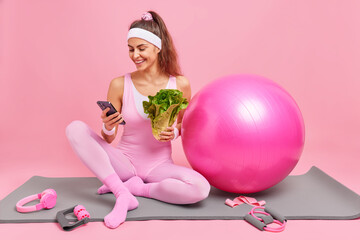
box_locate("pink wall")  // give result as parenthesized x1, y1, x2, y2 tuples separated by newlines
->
(1, 0, 359, 190)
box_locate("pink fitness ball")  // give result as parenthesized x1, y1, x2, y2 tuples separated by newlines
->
(181, 74, 305, 193)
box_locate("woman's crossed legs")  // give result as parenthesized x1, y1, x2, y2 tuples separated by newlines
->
(66, 120, 210, 227)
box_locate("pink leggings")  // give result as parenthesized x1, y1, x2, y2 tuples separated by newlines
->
(65, 120, 210, 204)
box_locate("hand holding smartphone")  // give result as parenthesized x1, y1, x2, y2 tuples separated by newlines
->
(97, 101, 126, 125)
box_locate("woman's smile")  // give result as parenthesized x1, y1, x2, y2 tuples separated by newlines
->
(135, 59, 145, 65)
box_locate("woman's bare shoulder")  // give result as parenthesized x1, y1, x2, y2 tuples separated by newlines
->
(107, 75, 126, 104)
(175, 75, 191, 98)
(175, 75, 190, 89)
(110, 75, 125, 89)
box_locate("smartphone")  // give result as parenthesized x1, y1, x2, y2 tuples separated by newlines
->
(97, 101, 126, 125)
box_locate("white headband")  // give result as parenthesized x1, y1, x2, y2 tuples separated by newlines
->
(127, 28, 162, 50)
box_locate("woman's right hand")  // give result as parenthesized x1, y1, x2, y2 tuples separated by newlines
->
(101, 107, 124, 130)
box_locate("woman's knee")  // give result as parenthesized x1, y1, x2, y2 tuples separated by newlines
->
(196, 176, 211, 201)
(185, 174, 211, 203)
(65, 120, 90, 143)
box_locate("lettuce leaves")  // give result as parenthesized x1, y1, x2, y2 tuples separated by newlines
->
(143, 89, 188, 140)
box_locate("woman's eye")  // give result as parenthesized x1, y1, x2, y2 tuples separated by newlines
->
(129, 49, 145, 52)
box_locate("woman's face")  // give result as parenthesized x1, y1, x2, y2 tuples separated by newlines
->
(128, 38, 160, 70)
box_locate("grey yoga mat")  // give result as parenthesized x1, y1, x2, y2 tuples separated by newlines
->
(0, 166, 359, 223)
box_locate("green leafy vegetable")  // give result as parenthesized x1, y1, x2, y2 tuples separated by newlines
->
(143, 89, 188, 140)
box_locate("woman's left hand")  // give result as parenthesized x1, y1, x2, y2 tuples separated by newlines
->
(159, 127, 175, 142)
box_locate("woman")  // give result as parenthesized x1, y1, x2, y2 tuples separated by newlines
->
(65, 11, 210, 229)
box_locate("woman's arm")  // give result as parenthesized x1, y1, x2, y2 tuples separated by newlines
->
(157, 75, 191, 142)
(175, 75, 191, 135)
(101, 76, 125, 144)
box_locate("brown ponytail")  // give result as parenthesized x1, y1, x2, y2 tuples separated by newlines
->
(129, 11, 182, 77)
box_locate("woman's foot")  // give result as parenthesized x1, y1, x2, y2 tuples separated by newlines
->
(102, 173, 139, 229)
(97, 184, 111, 194)
(104, 192, 138, 229)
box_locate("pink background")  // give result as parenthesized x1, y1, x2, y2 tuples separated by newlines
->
(1, 0, 359, 238)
